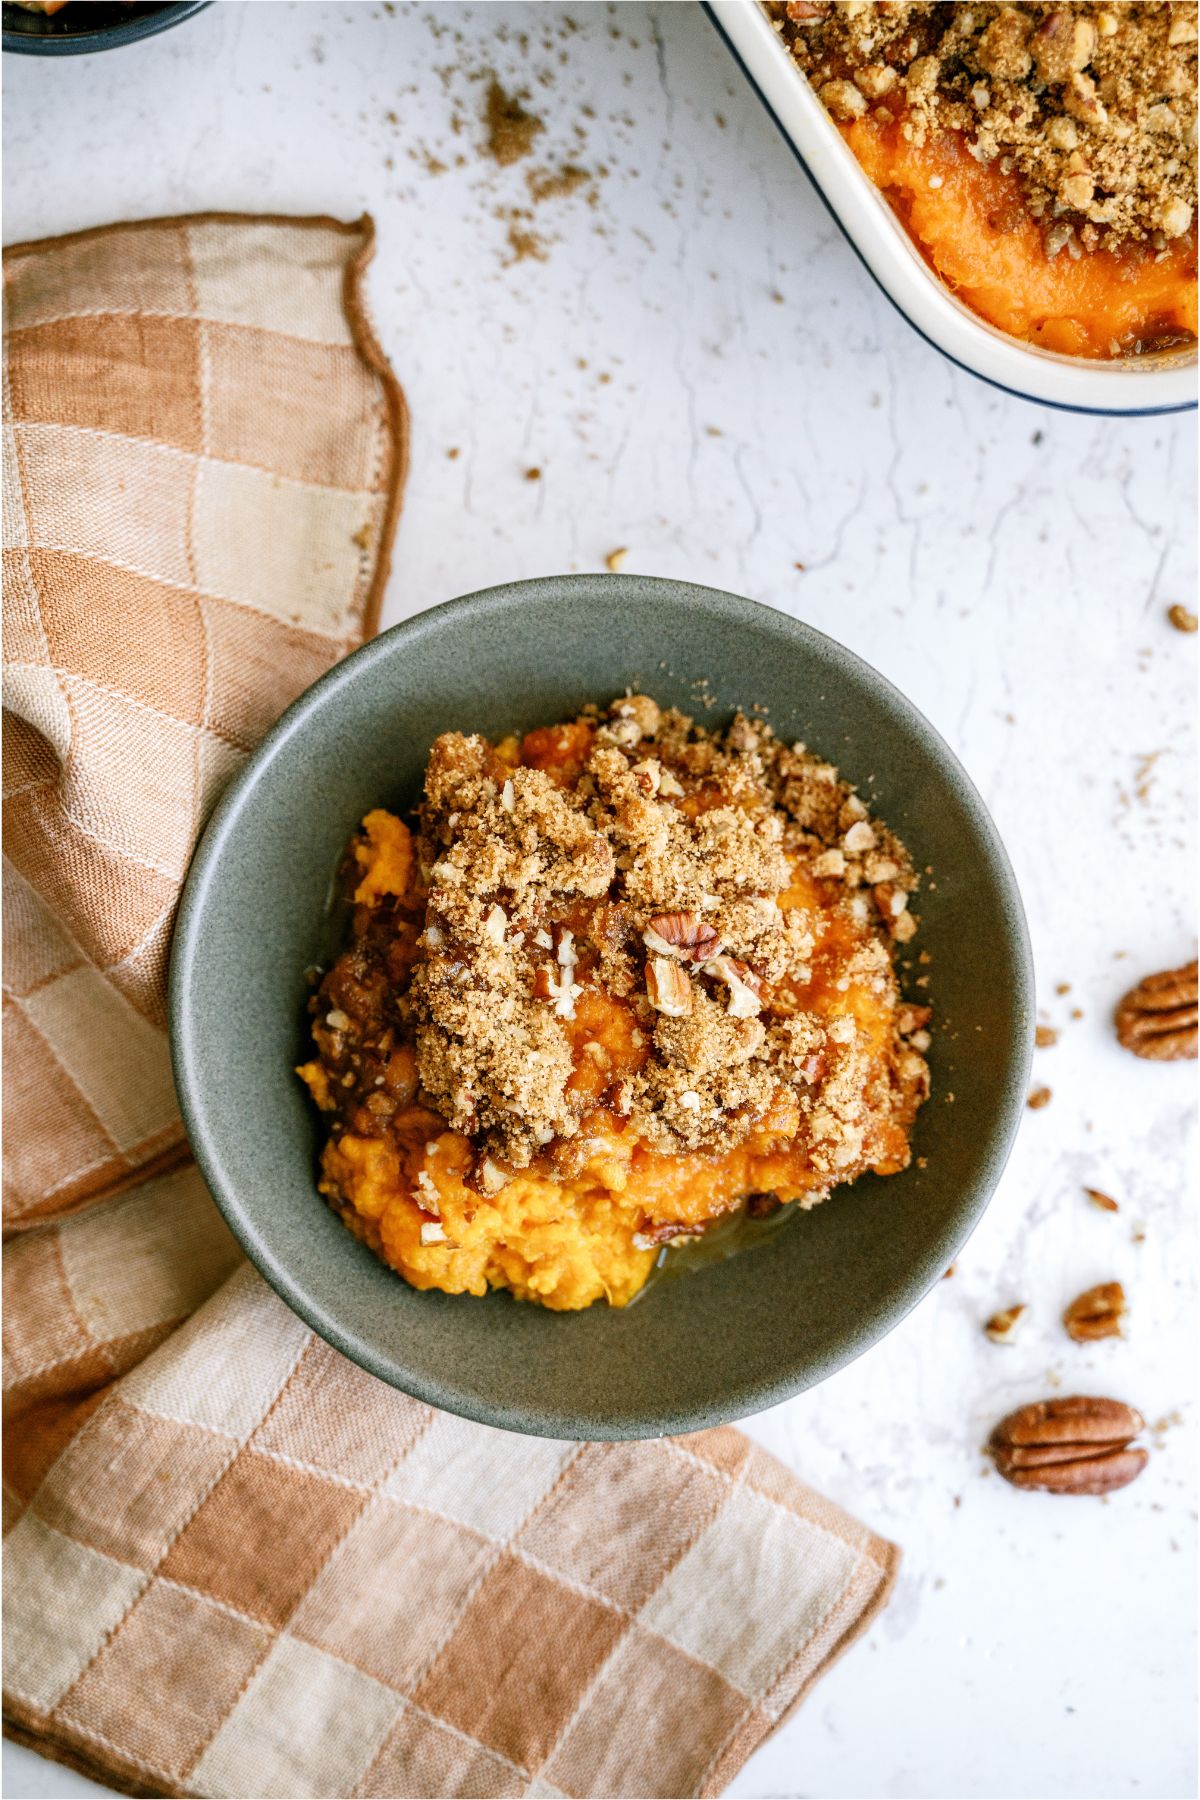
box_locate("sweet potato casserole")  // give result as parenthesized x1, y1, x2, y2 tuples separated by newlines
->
(298, 697, 931, 1310)
(768, 1, 1198, 359)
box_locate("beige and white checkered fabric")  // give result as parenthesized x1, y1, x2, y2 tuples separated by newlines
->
(3, 214, 897, 1800)
(7, 1265, 898, 1800)
(3, 213, 405, 1230)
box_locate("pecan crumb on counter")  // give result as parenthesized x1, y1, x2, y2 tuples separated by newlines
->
(1064, 1279, 1128, 1340)
(984, 1302, 1028, 1343)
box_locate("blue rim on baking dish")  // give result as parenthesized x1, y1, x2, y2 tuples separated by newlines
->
(169, 575, 1034, 1440)
(2, 0, 209, 55)
(703, 0, 1197, 418)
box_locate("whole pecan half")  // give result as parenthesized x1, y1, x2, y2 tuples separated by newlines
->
(1114, 960, 1198, 1061)
(1063, 1280, 1127, 1342)
(991, 1396, 1147, 1495)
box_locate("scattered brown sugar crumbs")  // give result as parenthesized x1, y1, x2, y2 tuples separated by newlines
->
(504, 221, 550, 264)
(483, 77, 545, 165)
(1027, 1084, 1053, 1109)
(389, 698, 928, 1172)
(1168, 602, 1199, 631)
(526, 163, 592, 202)
(769, 2, 1198, 248)
(1085, 1186, 1121, 1211)
(1132, 748, 1164, 804)
(1035, 1023, 1060, 1047)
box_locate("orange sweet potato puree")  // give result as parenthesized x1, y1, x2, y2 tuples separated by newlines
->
(842, 115, 1198, 360)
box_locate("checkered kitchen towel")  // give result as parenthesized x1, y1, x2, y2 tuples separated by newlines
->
(2, 214, 898, 1800)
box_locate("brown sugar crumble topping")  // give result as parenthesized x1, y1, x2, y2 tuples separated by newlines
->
(408, 697, 926, 1174)
(770, 1, 1198, 250)
(299, 698, 932, 1310)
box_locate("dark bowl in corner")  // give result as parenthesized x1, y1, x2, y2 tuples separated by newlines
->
(169, 575, 1033, 1440)
(3, 1, 208, 56)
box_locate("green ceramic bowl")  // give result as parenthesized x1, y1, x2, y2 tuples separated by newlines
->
(169, 575, 1032, 1439)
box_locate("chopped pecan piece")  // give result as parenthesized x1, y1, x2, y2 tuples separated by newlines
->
(820, 77, 867, 120)
(532, 965, 555, 1001)
(644, 911, 722, 962)
(1031, 10, 1096, 83)
(465, 1156, 511, 1197)
(991, 1396, 1147, 1495)
(632, 1219, 703, 1249)
(1115, 961, 1198, 1061)
(897, 1003, 932, 1036)
(746, 1192, 783, 1220)
(1063, 1280, 1127, 1342)
(609, 693, 660, 738)
(703, 954, 763, 1018)
(984, 1303, 1028, 1344)
(873, 883, 917, 942)
(646, 956, 692, 1018)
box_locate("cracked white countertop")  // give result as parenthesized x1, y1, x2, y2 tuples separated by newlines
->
(3, 6, 1196, 1797)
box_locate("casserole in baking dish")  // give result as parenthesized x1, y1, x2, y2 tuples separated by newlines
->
(706, 0, 1197, 414)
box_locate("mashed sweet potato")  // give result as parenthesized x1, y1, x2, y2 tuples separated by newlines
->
(298, 698, 930, 1311)
(845, 114, 1197, 359)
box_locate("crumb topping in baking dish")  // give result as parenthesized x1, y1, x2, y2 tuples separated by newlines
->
(769, 1, 1198, 358)
(297, 698, 931, 1310)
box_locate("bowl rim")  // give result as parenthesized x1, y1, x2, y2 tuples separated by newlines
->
(2, 0, 209, 55)
(169, 574, 1035, 1437)
(703, 0, 1197, 418)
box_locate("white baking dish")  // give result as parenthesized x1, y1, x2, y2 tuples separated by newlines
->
(705, 0, 1197, 416)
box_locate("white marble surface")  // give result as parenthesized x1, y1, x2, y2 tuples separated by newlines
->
(3, 4, 1197, 1797)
